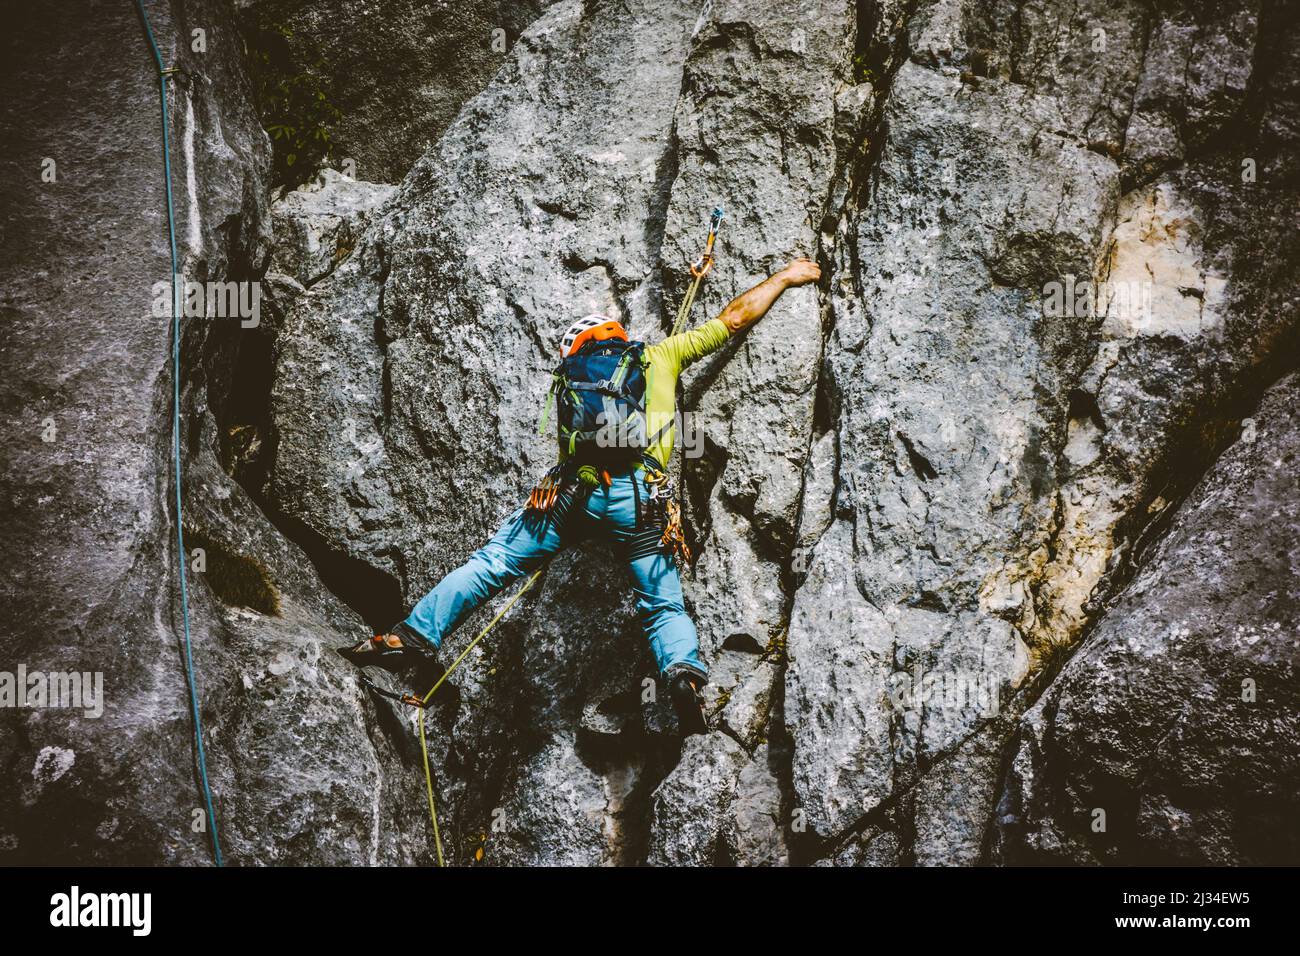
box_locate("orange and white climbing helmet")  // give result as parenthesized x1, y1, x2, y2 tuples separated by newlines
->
(560, 314, 627, 358)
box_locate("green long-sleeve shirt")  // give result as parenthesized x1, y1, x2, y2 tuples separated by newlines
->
(558, 317, 731, 470)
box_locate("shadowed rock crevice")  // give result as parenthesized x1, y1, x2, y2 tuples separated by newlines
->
(237, 0, 559, 186)
(200, 276, 406, 632)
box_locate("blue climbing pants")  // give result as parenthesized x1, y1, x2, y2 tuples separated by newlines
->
(401, 469, 707, 680)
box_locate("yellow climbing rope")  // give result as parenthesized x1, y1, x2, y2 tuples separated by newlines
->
(659, 206, 725, 565)
(416, 565, 545, 866)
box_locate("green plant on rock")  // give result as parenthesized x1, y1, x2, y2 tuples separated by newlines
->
(852, 54, 875, 84)
(243, 19, 342, 187)
(710, 688, 733, 717)
(760, 629, 787, 664)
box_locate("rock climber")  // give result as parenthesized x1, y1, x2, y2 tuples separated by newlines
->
(340, 258, 822, 734)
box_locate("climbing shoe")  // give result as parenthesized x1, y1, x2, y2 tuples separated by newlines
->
(337, 624, 437, 676)
(668, 670, 708, 736)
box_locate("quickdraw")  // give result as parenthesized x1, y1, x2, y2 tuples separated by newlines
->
(643, 465, 692, 565)
(661, 496, 691, 565)
(357, 673, 427, 709)
(525, 462, 567, 512)
(670, 206, 725, 337)
(524, 462, 614, 516)
(689, 206, 725, 279)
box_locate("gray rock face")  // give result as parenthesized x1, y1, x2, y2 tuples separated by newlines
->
(270, 168, 395, 287)
(664, 0, 853, 663)
(3, 0, 1298, 867)
(238, 0, 556, 184)
(786, 0, 1300, 857)
(726, 743, 791, 866)
(646, 732, 749, 866)
(992, 372, 1300, 865)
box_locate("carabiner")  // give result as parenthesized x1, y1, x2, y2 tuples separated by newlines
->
(689, 206, 725, 277)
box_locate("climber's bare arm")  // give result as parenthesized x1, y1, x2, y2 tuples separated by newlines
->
(716, 259, 821, 334)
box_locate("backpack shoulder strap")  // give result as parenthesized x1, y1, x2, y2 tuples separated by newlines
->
(537, 369, 563, 435)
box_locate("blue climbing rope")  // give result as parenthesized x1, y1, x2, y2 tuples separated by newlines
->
(132, 0, 223, 867)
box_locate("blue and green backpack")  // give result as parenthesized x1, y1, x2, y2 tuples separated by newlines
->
(538, 339, 650, 464)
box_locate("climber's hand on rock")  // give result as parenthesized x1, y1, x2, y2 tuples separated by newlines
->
(780, 258, 821, 287)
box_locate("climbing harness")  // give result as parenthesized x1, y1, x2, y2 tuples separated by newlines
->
(133, 0, 222, 867)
